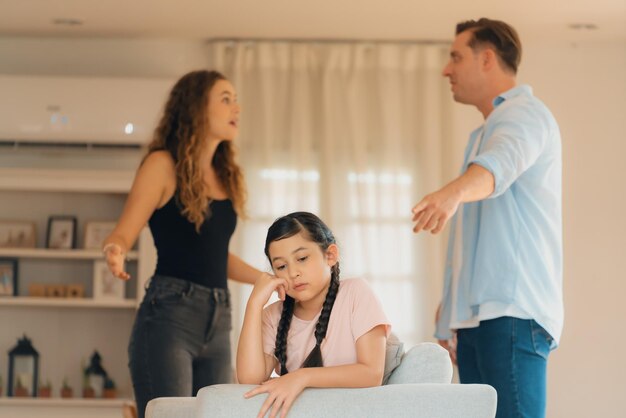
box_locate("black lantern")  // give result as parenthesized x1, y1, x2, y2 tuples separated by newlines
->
(84, 351, 108, 398)
(8, 335, 39, 397)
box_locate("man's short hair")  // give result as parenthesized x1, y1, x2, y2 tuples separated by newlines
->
(456, 18, 522, 74)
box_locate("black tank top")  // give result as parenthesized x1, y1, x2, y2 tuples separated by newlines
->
(148, 194, 237, 288)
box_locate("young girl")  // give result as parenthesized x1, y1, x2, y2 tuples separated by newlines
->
(237, 212, 391, 418)
(102, 70, 264, 418)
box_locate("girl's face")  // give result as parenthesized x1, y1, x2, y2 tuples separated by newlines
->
(207, 79, 240, 142)
(268, 232, 338, 305)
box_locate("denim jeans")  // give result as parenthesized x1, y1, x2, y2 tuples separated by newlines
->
(456, 316, 553, 418)
(128, 275, 233, 418)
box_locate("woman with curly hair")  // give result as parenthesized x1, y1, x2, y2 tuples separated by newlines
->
(102, 70, 263, 418)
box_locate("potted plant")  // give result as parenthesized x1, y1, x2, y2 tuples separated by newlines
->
(82, 370, 95, 398)
(60, 377, 73, 398)
(103, 378, 116, 399)
(38, 379, 52, 397)
(14, 375, 29, 397)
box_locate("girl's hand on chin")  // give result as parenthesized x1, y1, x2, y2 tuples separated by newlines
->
(244, 370, 307, 418)
(249, 273, 289, 307)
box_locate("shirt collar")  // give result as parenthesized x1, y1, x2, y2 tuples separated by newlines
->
(492, 84, 533, 108)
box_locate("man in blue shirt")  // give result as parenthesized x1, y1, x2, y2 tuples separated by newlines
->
(412, 18, 562, 418)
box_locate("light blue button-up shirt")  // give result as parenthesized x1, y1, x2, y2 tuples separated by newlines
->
(435, 84, 563, 345)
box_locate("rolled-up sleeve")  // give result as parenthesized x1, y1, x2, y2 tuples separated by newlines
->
(471, 106, 547, 198)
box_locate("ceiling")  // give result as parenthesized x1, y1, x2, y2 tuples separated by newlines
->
(0, 0, 624, 42)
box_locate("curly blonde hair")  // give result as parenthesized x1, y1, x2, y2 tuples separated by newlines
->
(147, 70, 247, 231)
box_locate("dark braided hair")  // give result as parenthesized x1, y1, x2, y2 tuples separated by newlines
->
(264, 212, 341, 375)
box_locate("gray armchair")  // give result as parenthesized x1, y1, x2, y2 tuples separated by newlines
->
(145, 343, 497, 418)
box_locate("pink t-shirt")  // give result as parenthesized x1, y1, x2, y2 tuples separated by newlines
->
(262, 278, 391, 374)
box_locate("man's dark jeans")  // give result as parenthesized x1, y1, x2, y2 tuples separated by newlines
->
(457, 316, 554, 418)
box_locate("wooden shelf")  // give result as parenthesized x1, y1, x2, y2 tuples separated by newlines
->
(0, 167, 135, 193)
(0, 397, 132, 407)
(0, 397, 135, 418)
(0, 297, 137, 309)
(0, 248, 138, 260)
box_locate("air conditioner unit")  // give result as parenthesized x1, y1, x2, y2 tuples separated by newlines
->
(0, 74, 174, 147)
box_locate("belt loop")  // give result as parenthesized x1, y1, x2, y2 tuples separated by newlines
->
(185, 281, 194, 297)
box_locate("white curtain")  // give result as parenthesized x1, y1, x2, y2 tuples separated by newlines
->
(208, 40, 452, 352)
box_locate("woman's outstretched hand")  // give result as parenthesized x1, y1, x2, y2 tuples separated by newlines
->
(244, 370, 307, 418)
(249, 273, 289, 307)
(103, 243, 130, 280)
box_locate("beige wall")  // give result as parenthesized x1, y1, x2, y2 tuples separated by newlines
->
(0, 37, 208, 77)
(527, 40, 626, 418)
(445, 40, 626, 417)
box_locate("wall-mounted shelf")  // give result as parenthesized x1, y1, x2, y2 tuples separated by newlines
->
(0, 297, 137, 309)
(0, 397, 135, 418)
(0, 397, 132, 407)
(0, 167, 135, 193)
(0, 247, 138, 260)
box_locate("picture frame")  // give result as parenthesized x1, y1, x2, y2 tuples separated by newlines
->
(93, 260, 125, 301)
(0, 221, 36, 248)
(0, 258, 18, 297)
(83, 221, 117, 250)
(46, 216, 77, 249)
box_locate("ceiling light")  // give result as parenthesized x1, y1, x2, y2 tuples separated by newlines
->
(568, 23, 598, 30)
(52, 18, 83, 26)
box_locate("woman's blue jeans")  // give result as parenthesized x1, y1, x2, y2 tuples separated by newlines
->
(128, 275, 233, 418)
(457, 316, 554, 418)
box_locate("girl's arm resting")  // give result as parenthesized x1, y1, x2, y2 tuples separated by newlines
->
(236, 299, 277, 384)
(228, 253, 263, 285)
(299, 324, 387, 388)
(243, 326, 387, 418)
(245, 324, 386, 391)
